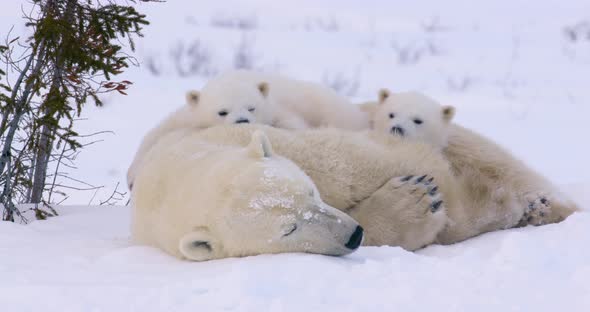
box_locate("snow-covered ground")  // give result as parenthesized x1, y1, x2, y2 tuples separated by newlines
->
(1, 0, 590, 310)
(1, 205, 589, 311)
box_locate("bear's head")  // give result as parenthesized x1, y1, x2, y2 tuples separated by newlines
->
(185, 79, 274, 127)
(368, 90, 455, 149)
(178, 131, 363, 261)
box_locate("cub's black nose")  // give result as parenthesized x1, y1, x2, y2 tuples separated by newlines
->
(235, 118, 250, 124)
(345, 225, 364, 250)
(391, 126, 405, 136)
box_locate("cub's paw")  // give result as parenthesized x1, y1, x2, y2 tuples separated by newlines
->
(517, 195, 551, 227)
(393, 174, 445, 214)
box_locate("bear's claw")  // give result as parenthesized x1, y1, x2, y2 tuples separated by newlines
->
(428, 186, 438, 196)
(395, 174, 444, 214)
(431, 200, 444, 213)
(401, 175, 414, 182)
(415, 175, 428, 184)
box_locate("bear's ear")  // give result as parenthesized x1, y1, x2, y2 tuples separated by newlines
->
(247, 130, 274, 158)
(442, 105, 456, 122)
(186, 90, 200, 107)
(378, 88, 391, 104)
(179, 227, 222, 261)
(257, 82, 269, 98)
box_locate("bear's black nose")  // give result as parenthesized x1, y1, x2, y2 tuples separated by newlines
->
(391, 126, 405, 136)
(345, 225, 364, 250)
(235, 118, 250, 124)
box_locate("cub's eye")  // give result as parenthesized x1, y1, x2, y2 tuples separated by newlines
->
(413, 118, 423, 125)
(218, 110, 228, 117)
(389, 113, 395, 119)
(248, 107, 255, 112)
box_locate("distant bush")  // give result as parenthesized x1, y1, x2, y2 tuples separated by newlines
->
(233, 33, 260, 70)
(564, 21, 590, 42)
(322, 69, 360, 97)
(210, 14, 257, 30)
(170, 39, 216, 77)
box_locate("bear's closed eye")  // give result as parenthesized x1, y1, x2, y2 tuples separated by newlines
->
(282, 224, 298, 237)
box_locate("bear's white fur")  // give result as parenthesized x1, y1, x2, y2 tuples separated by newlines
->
(233, 70, 370, 130)
(181, 70, 369, 130)
(158, 125, 579, 251)
(183, 70, 370, 130)
(127, 70, 369, 189)
(360, 91, 580, 243)
(439, 123, 579, 241)
(363, 90, 455, 150)
(131, 131, 363, 261)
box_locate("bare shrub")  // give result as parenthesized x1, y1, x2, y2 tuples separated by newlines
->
(446, 76, 475, 92)
(391, 39, 440, 65)
(322, 68, 360, 97)
(170, 39, 216, 77)
(210, 13, 257, 30)
(97, 182, 127, 206)
(233, 34, 260, 70)
(421, 16, 449, 33)
(391, 40, 425, 65)
(144, 54, 162, 76)
(564, 21, 590, 42)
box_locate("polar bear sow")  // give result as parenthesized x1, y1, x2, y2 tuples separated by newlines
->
(188, 125, 579, 250)
(131, 130, 363, 261)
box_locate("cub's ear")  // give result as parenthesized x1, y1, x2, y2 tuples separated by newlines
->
(257, 82, 269, 97)
(179, 227, 222, 261)
(442, 105, 456, 122)
(247, 130, 274, 158)
(378, 88, 391, 104)
(186, 90, 200, 107)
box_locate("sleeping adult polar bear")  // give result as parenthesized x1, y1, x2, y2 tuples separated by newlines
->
(130, 125, 579, 251)
(132, 131, 364, 261)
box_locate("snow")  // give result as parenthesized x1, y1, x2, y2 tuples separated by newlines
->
(1, 0, 590, 310)
(1, 204, 589, 311)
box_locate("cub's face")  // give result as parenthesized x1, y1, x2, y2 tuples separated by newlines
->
(371, 90, 455, 149)
(185, 81, 274, 127)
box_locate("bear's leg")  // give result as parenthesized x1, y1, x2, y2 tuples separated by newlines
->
(348, 175, 449, 251)
(517, 193, 579, 227)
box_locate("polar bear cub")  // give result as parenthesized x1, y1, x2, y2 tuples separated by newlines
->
(367, 89, 455, 150)
(131, 130, 363, 261)
(185, 70, 370, 130)
(363, 89, 579, 235)
(183, 71, 281, 128)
